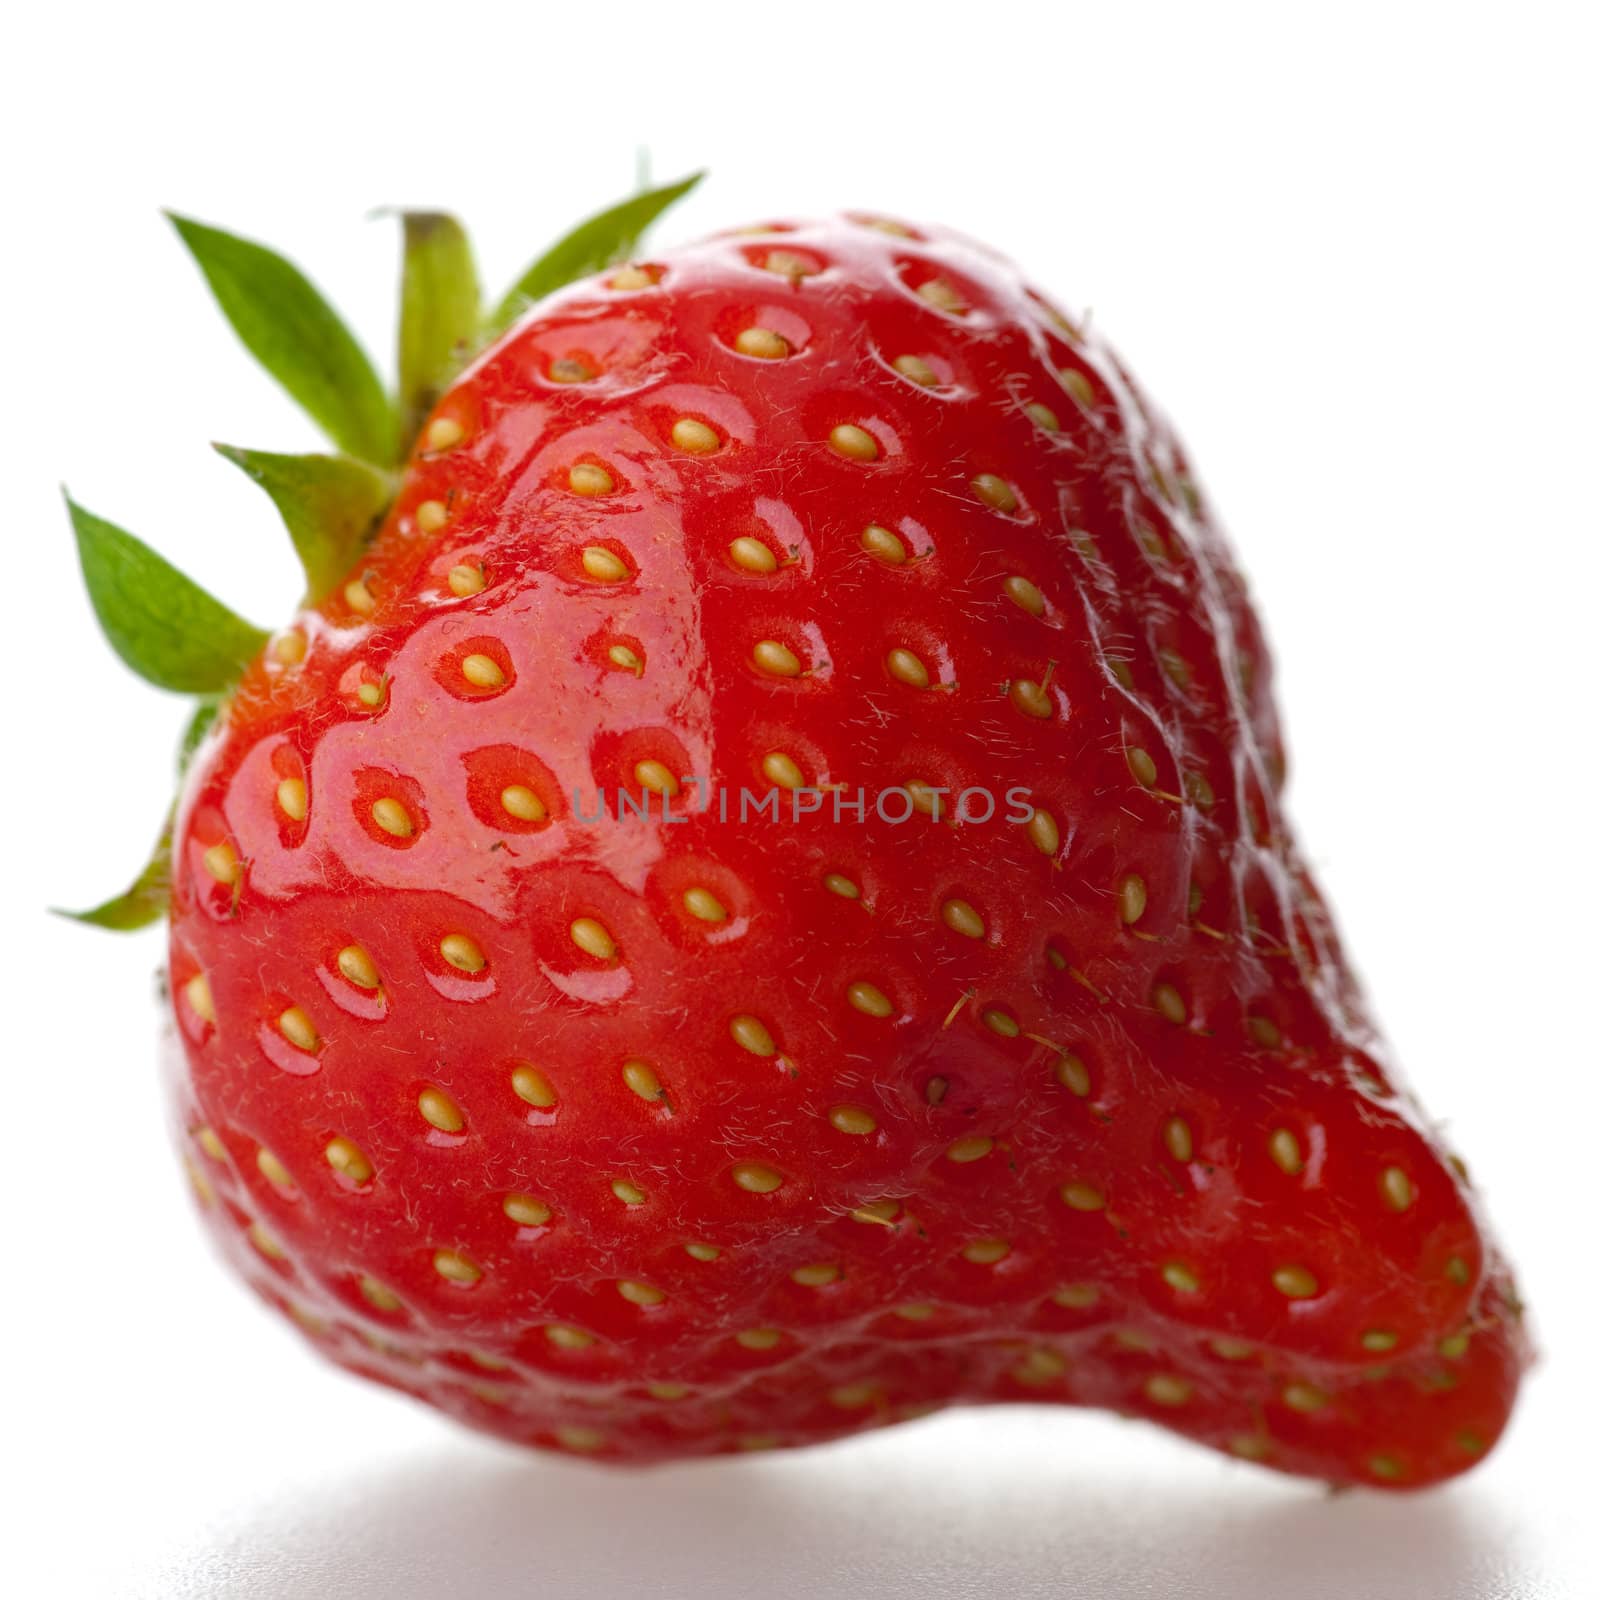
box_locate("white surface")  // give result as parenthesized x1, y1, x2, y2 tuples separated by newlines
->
(4, 3, 1598, 1596)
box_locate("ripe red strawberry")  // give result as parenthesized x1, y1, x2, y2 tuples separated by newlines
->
(66, 185, 1528, 1488)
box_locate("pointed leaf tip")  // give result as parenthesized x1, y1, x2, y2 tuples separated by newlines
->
(167, 212, 398, 466)
(54, 815, 173, 932)
(214, 444, 392, 602)
(487, 171, 705, 336)
(64, 494, 270, 694)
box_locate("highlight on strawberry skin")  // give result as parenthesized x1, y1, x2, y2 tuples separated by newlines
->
(61, 175, 1529, 1489)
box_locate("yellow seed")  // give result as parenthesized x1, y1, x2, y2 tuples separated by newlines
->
(1152, 982, 1187, 1024)
(568, 463, 615, 497)
(735, 326, 789, 359)
(1164, 1118, 1194, 1163)
(275, 777, 308, 822)
(359, 1275, 402, 1312)
(581, 545, 629, 583)
(357, 679, 385, 708)
(554, 1422, 607, 1451)
(278, 1006, 320, 1052)
(828, 1105, 877, 1135)
(963, 1238, 1009, 1265)
(737, 1328, 782, 1350)
(570, 917, 616, 961)
(762, 751, 804, 789)
(196, 1126, 227, 1163)
(608, 643, 643, 673)
(610, 263, 655, 290)
(1272, 1265, 1320, 1299)
(1055, 1053, 1090, 1096)
(270, 629, 307, 666)
(344, 577, 376, 615)
(916, 277, 964, 313)
(1060, 367, 1096, 408)
(1444, 1256, 1472, 1287)
(503, 1193, 550, 1226)
(202, 840, 240, 884)
(732, 1162, 783, 1194)
(1061, 1182, 1106, 1212)
(415, 499, 449, 534)
(622, 1059, 663, 1101)
(1003, 575, 1045, 616)
(500, 785, 546, 823)
(1026, 808, 1061, 856)
(634, 759, 679, 796)
(1119, 874, 1148, 924)
(1362, 1329, 1399, 1352)
(1010, 678, 1052, 718)
(894, 1302, 935, 1321)
(671, 417, 721, 454)
(439, 933, 485, 973)
(1052, 1283, 1100, 1309)
(847, 981, 893, 1018)
(823, 872, 860, 900)
(460, 649, 502, 688)
(511, 1064, 556, 1108)
(329, 947, 379, 993)
(648, 1381, 691, 1400)
(1210, 1337, 1254, 1361)
(248, 1223, 284, 1259)
(1368, 1453, 1404, 1481)
(830, 423, 880, 461)
(618, 1280, 665, 1306)
(256, 1148, 294, 1190)
(1439, 1331, 1471, 1360)
(684, 1241, 721, 1261)
(611, 1178, 646, 1205)
(1230, 1434, 1271, 1461)
(885, 647, 930, 688)
(371, 797, 414, 837)
(682, 887, 726, 922)
(983, 1008, 1019, 1037)
(728, 535, 778, 572)
(1145, 1374, 1193, 1406)
(549, 357, 594, 383)
(946, 1135, 994, 1164)
(545, 1323, 594, 1349)
(1127, 747, 1158, 787)
(893, 354, 939, 386)
(860, 524, 908, 564)
(1247, 1015, 1283, 1048)
(792, 1262, 838, 1287)
(729, 1014, 776, 1056)
(418, 1087, 464, 1133)
(1280, 1376, 1331, 1414)
(972, 473, 1018, 512)
(1269, 1128, 1304, 1175)
(448, 563, 486, 598)
(1380, 1166, 1416, 1211)
(1162, 1262, 1200, 1294)
(185, 974, 216, 1024)
(937, 899, 983, 940)
(423, 417, 464, 452)
(324, 1137, 373, 1185)
(763, 249, 816, 279)
(1025, 401, 1060, 432)
(433, 1250, 480, 1285)
(851, 1199, 901, 1226)
(829, 1382, 879, 1408)
(753, 640, 803, 676)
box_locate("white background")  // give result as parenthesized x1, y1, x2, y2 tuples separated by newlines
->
(3, 3, 1596, 1595)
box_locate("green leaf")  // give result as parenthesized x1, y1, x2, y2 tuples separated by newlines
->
(178, 699, 221, 776)
(54, 815, 173, 931)
(397, 212, 480, 449)
(486, 171, 704, 336)
(167, 213, 398, 466)
(214, 444, 392, 601)
(65, 494, 270, 694)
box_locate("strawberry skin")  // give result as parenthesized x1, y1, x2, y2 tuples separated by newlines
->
(158, 215, 1525, 1484)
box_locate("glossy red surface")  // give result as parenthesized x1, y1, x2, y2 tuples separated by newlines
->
(165, 215, 1525, 1483)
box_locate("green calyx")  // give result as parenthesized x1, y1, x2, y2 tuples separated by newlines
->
(61, 171, 704, 931)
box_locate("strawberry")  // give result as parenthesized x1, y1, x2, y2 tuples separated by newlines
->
(65, 184, 1528, 1488)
